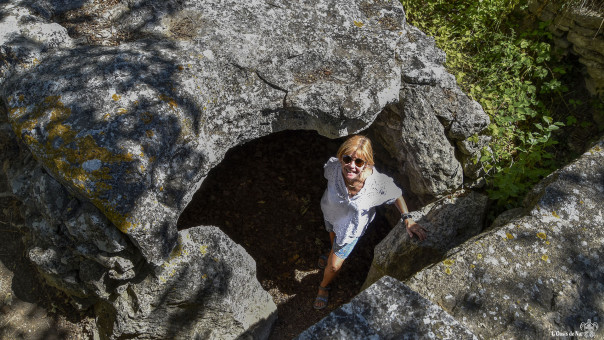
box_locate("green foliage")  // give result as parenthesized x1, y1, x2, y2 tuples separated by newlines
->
(401, 0, 583, 210)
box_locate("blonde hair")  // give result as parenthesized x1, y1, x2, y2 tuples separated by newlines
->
(337, 135, 374, 178)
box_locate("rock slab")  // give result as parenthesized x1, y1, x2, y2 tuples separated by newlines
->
(2, 0, 407, 265)
(363, 190, 488, 289)
(296, 276, 477, 340)
(96, 226, 277, 339)
(406, 138, 604, 339)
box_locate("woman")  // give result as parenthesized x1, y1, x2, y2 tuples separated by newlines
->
(314, 135, 427, 310)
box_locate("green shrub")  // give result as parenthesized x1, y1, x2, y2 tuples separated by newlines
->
(400, 0, 586, 210)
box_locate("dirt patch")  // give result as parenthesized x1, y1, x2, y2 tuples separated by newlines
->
(178, 130, 397, 339)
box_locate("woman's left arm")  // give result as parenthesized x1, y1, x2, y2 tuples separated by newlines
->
(394, 196, 428, 241)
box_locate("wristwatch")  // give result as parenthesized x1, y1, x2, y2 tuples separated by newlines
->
(401, 213, 412, 222)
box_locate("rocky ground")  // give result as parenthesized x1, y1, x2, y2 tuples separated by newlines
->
(1, 130, 401, 339)
(0, 198, 94, 339)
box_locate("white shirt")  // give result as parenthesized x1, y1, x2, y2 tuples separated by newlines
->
(320, 157, 402, 246)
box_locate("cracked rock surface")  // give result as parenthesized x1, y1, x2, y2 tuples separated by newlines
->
(3, 0, 407, 264)
(406, 139, 604, 339)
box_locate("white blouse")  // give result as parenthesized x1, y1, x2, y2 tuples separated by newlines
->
(320, 157, 402, 246)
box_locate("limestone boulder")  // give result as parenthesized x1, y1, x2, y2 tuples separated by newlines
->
(371, 26, 490, 200)
(363, 190, 488, 289)
(0, 2, 74, 86)
(296, 276, 477, 340)
(1, 0, 493, 337)
(96, 226, 277, 340)
(405, 139, 604, 339)
(2, 116, 276, 336)
(2, 0, 407, 265)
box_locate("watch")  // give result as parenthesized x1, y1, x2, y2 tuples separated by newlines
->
(401, 213, 412, 222)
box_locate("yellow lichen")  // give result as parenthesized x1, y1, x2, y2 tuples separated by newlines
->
(11, 95, 139, 234)
(477, 254, 483, 259)
(112, 94, 121, 101)
(169, 243, 183, 261)
(541, 255, 549, 261)
(537, 232, 547, 240)
(353, 20, 364, 28)
(506, 232, 514, 240)
(445, 267, 452, 275)
(159, 94, 178, 110)
(443, 259, 455, 266)
(141, 112, 153, 124)
(199, 245, 208, 255)
(552, 211, 560, 218)
(470, 264, 475, 269)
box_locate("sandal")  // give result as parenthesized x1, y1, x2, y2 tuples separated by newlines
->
(313, 285, 331, 310)
(317, 254, 328, 269)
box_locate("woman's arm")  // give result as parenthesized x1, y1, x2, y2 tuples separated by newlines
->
(394, 196, 427, 241)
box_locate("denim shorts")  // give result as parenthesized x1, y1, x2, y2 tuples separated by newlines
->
(325, 220, 360, 259)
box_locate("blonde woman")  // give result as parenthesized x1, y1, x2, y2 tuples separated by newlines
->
(314, 135, 427, 310)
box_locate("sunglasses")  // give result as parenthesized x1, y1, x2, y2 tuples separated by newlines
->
(342, 155, 366, 167)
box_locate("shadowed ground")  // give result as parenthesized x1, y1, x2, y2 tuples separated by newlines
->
(178, 130, 396, 339)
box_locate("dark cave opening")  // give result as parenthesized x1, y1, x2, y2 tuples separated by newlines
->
(176, 130, 402, 338)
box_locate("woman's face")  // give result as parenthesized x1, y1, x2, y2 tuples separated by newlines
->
(340, 151, 366, 182)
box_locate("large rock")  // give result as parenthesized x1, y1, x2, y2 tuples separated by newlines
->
(2, 109, 277, 337)
(405, 139, 604, 338)
(296, 276, 477, 339)
(370, 26, 489, 201)
(96, 226, 277, 339)
(362, 190, 488, 289)
(2, 0, 407, 265)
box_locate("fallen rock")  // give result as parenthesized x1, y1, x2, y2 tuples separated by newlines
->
(96, 226, 277, 339)
(1, 0, 492, 337)
(296, 276, 477, 340)
(406, 139, 604, 339)
(371, 26, 489, 201)
(363, 190, 488, 289)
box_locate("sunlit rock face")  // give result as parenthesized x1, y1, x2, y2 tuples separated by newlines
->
(406, 139, 604, 339)
(3, 0, 408, 264)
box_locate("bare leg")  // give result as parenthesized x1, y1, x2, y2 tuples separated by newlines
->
(318, 232, 336, 268)
(314, 248, 345, 309)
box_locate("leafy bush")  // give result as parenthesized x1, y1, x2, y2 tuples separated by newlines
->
(400, 0, 596, 210)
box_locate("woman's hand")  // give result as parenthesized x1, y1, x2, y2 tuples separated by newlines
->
(405, 219, 427, 241)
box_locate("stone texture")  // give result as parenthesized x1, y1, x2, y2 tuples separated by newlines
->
(362, 190, 488, 290)
(405, 139, 604, 339)
(528, 0, 604, 103)
(2, 0, 408, 265)
(2, 110, 277, 337)
(370, 26, 489, 201)
(296, 276, 477, 340)
(96, 226, 277, 340)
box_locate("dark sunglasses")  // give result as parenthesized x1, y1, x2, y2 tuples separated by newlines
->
(342, 155, 366, 167)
